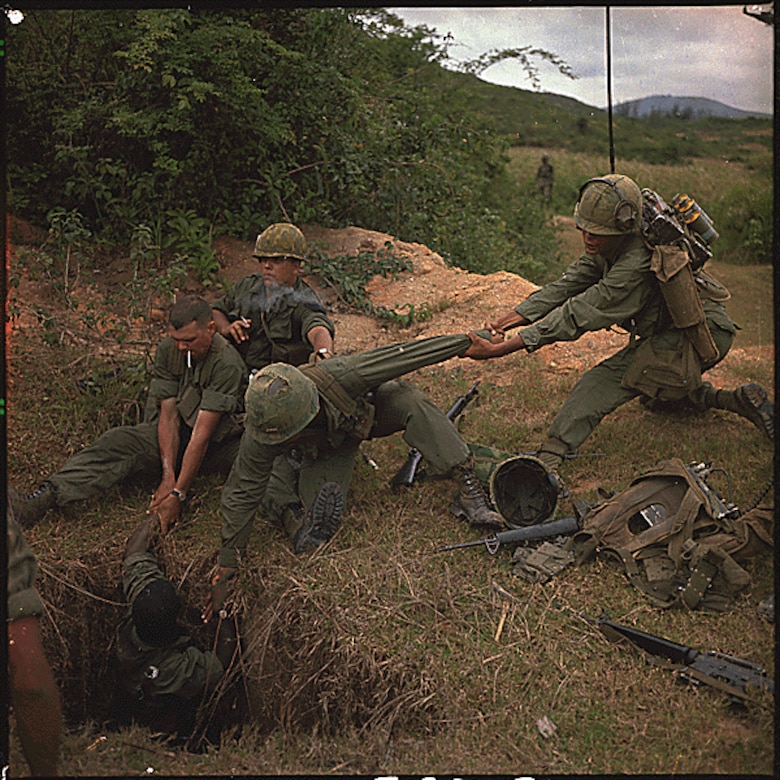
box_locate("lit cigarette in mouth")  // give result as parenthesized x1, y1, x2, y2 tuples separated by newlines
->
(187, 350, 192, 368)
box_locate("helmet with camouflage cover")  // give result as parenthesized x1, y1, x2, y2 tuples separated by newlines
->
(574, 173, 642, 235)
(245, 363, 320, 444)
(253, 223, 307, 261)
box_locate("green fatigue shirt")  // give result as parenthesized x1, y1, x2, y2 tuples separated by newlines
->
(516, 235, 666, 352)
(7, 513, 44, 621)
(218, 333, 479, 567)
(211, 276, 335, 370)
(116, 552, 224, 704)
(145, 331, 247, 443)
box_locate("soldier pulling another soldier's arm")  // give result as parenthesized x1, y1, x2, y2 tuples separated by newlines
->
(463, 173, 773, 473)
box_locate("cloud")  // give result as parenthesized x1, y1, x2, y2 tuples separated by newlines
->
(389, 6, 773, 114)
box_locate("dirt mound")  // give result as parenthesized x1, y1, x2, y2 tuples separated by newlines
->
(213, 223, 628, 384)
(7, 217, 762, 392)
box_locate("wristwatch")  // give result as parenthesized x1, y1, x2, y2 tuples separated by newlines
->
(316, 347, 333, 360)
(170, 488, 187, 502)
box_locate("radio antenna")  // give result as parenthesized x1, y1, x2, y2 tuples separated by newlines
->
(605, 6, 616, 172)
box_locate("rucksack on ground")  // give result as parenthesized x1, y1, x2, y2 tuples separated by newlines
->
(566, 458, 773, 612)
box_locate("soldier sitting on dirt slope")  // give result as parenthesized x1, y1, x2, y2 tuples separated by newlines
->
(211, 222, 335, 371)
(13, 296, 247, 534)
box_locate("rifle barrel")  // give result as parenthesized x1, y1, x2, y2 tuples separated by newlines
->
(596, 616, 775, 698)
(438, 515, 579, 554)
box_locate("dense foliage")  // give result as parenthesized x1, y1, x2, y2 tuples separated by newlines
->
(6, 7, 558, 277)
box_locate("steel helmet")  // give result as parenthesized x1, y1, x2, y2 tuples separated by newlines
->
(253, 223, 307, 261)
(574, 174, 642, 235)
(489, 454, 560, 529)
(245, 363, 320, 444)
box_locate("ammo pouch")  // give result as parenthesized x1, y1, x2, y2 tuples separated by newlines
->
(566, 458, 773, 612)
(650, 244, 719, 363)
(299, 364, 376, 441)
(621, 331, 702, 401)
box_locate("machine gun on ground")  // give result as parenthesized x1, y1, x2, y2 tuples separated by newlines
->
(590, 615, 774, 707)
(391, 379, 481, 489)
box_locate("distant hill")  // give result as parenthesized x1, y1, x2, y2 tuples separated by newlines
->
(441, 69, 772, 164)
(614, 95, 770, 120)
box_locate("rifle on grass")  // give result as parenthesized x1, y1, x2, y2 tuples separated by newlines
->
(391, 379, 481, 489)
(591, 615, 774, 706)
(437, 514, 580, 554)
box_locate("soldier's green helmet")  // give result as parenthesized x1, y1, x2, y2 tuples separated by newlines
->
(245, 363, 320, 444)
(489, 454, 560, 529)
(253, 222, 307, 261)
(573, 174, 642, 235)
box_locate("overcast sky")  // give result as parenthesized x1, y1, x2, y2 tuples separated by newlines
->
(388, 6, 774, 115)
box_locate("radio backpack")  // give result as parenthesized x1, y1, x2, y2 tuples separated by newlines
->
(568, 459, 773, 612)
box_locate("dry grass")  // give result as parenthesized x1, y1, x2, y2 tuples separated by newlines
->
(7, 336, 774, 775)
(6, 207, 774, 775)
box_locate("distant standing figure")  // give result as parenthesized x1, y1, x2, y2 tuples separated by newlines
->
(536, 155, 554, 205)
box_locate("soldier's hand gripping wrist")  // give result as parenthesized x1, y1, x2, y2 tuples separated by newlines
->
(155, 495, 181, 535)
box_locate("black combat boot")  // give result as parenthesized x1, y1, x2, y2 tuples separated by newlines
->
(291, 482, 344, 554)
(706, 383, 774, 439)
(450, 460, 504, 528)
(11, 482, 57, 527)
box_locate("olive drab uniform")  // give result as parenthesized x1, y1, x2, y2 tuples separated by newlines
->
(115, 553, 225, 732)
(211, 276, 335, 370)
(46, 333, 247, 507)
(218, 333, 484, 568)
(7, 512, 45, 622)
(515, 234, 737, 454)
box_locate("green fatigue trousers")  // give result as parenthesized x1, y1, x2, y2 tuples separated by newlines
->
(263, 379, 471, 537)
(547, 315, 735, 454)
(48, 422, 241, 506)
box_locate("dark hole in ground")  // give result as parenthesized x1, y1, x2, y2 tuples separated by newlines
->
(33, 544, 440, 749)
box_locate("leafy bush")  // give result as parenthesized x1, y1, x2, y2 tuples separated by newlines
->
(6, 8, 560, 275)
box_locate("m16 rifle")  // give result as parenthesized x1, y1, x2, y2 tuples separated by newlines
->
(591, 615, 774, 706)
(391, 379, 481, 489)
(437, 514, 580, 554)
